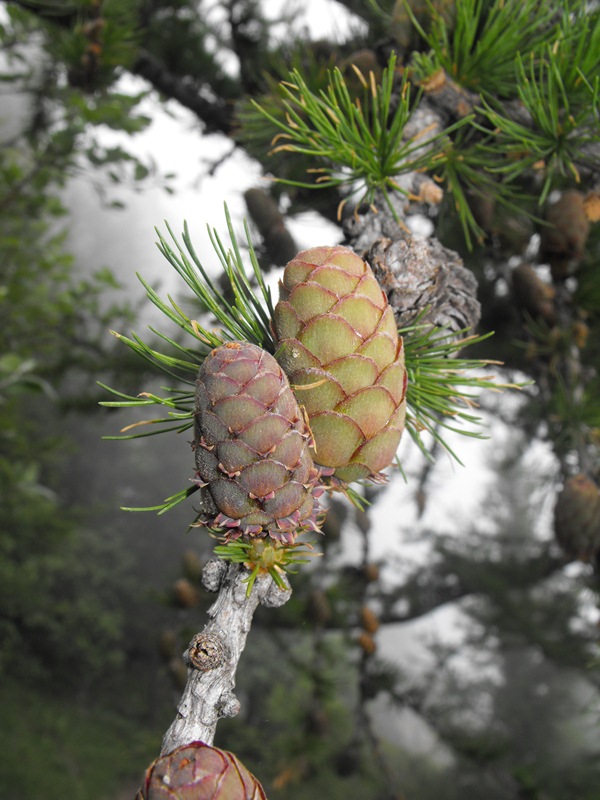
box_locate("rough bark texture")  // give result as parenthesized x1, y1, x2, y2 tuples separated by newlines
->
(160, 561, 291, 754)
(366, 233, 481, 334)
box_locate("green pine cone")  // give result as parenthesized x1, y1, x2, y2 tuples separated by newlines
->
(273, 245, 407, 483)
(136, 741, 267, 799)
(193, 341, 323, 542)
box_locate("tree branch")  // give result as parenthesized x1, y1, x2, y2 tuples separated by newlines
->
(132, 49, 235, 135)
(329, 0, 376, 26)
(161, 560, 291, 754)
(380, 549, 566, 625)
(5, 1, 236, 136)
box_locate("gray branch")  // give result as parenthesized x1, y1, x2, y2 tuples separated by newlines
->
(132, 49, 234, 135)
(160, 561, 291, 754)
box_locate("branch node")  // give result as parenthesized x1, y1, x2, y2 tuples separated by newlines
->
(202, 558, 228, 592)
(260, 574, 292, 608)
(185, 632, 229, 671)
(218, 690, 241, 718)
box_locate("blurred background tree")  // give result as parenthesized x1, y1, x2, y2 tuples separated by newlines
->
(0, 1, 599, 798)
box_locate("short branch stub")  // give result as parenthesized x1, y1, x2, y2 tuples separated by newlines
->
(185, 632, 228, 671)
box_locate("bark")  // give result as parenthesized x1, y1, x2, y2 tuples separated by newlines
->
(342, 186, 481, 339)
(244, 187, 298, 267)
(161, 561, 291, 754)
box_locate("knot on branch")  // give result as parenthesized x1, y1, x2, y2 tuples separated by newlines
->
(259, 573, 292, 608)
(202, 559, 228, 592)
(185, 632, 228, 671)
(342, 192, 409, 249)
(419, 69, 478, 119)
(218, 690, 241, 718)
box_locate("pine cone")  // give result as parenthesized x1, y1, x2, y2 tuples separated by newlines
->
(363, 562, 380, 583)
(357, 631, 377, 655)
(136, 742, 267, 799)
(193, 342, 323, 542)
(365, 233, 481, 336)
(360, 606, 380, 633)
(583, 191, 600, 222)
(273, 245, 407, 483)
(554, 474, 600, 562)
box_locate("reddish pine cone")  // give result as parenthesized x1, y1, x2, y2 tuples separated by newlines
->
(136, 741, 267, 799)
(273, 246, 407, 484)
(554, 474, 600, 562)
(193, 342, 323, 543)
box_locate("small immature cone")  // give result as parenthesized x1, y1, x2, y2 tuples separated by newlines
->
(363, 562, 380, 583)
(583, 191, 600, 222)
(554, 474, 600, 563)
(357, 630, 377, 655)
(571, 320, 589, 350)
(136, 741, 267, 799)
(360, 606, 380, 634)
(193, 342, 323, 541)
